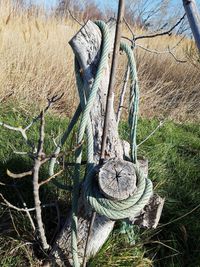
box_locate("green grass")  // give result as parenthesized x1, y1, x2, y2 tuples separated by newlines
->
(0, 104, 200, 266)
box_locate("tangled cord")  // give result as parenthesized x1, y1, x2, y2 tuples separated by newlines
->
(49, 21, 153, 267)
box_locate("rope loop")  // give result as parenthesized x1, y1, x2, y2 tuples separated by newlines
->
(48, 20, 153, 267)
(84, 161, 153, 220)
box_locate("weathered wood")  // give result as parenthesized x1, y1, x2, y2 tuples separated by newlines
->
(100, 0, 125, 160)
(131, 194, 165, 229)
(48, 20, 123, 266)
(98, 158, 137, 201)
(47, 18, 164, 267)
(129, 159, 165, 228)
(183, 0, 200, 51)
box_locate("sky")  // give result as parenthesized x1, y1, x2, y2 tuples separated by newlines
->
(32, 0, 117, 10)
(32, 0, 200, 12)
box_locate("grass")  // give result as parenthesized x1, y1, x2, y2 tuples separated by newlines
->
(0, 105, 199, 266)
(0, 1, 200, 266)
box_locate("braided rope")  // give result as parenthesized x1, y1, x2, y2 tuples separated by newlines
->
(71, 21, 110, 267)
(48, 21, 153, 267)
(84, 164, 153, 220)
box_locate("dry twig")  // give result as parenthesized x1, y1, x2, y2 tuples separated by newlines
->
(123, 14, 186, 43)
(134, 14, 186, 41)
(138, 120, 165, 147)
(117, 64, 130, 124)
(7, 169, 33, 179)
(39, 169, 64, 187)
(0, 193, 58, 213)
(68, 9, 83, 26)
(136, 44, 187, 63)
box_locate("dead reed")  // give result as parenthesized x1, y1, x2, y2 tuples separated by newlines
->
(0, 0, 199, 121)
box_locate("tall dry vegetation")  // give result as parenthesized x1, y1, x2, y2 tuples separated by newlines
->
(0, 0, 199, 121)
(0, 0, 79, 116)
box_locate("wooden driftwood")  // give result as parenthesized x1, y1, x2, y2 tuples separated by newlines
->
(47, 20, 164, 267)
(48, 20, 122, 267)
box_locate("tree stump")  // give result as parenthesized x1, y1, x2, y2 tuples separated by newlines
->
(98, 158, 137, 200)
(47, 20, 164, 267)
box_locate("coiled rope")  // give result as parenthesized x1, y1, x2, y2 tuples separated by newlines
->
(49, 21, 153, 267)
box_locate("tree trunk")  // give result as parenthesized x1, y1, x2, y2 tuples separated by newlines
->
(48, 20, 123, 267)
(46, 20, 164, 267)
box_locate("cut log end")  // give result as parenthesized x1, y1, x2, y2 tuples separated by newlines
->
(98, 158, 137, 201)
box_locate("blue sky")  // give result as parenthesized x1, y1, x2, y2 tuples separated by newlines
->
(33, 0, 200, 11)
(33, 0, 117, 10)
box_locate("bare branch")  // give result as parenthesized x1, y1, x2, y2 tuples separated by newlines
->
(52, 136, 58, 147)
(14, 186, 35, 231)
(0, 122, 28, 140)
(134, 14, 186, 40)
(167, 46, 187, 63)
(25, 93, 64, 131)
(7, 169, 33, 179)
(117, 64, 130, 124)
(68, 8, 83, 26)
(13, 151, 28, 155)
(136, 43, 187, 63)
(122, 14, 186, 44)
(33, 110, 49, 250)
(100, 0, 125, 160)
(137, 120, 165, 147)
(39, 169, 64, 187)
(123, 17, 135, 40)
(0, 95, 63, 153)
(0, 193, 30, 212)
(37, 110, 45, 157)
(0, 194, 57, 212)
(9, 209, 20, 236)
(0, 121, 35, 150)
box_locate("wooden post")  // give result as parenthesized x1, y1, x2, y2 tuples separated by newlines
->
(100, 0, 125, 160)
(183, 0, 200, 51)
(46, 19, 164, 267)
(47, 20, 122, 267)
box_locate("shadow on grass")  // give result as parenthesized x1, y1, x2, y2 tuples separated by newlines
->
(0, 155, 71, 266)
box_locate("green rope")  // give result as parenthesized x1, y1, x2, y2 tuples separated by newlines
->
(71, 20, 110, 267)
(84, 42, 152, 222)
(48, 21, 153, 267)
(84, 162, 152, 220)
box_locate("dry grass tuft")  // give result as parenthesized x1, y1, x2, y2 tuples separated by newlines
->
(0, 0, 199, 121)
(0, 0, 80, 116)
